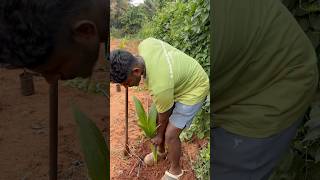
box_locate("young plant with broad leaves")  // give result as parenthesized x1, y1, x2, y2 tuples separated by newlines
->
(72, 105, 109, 180)
(133, 96, 159, 163)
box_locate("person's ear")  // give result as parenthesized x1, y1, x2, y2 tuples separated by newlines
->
(71, 20, 98, 43)
(132, 67, 142, 76)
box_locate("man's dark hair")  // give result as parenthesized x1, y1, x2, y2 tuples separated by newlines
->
(0, 0, 91, 68)
(110, 49, 137, 83)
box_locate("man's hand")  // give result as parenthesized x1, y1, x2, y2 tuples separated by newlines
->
(151, 134, 163, 146)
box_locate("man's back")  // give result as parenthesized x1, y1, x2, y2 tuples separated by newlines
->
(213, 0, 318, 137)
(139, 38, 209, 113)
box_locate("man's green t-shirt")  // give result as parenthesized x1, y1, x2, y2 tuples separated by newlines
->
(213, 0, 319, 138)
(138, 38, 209, 113)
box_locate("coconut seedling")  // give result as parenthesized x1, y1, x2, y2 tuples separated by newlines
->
(72, 105, 109, 180)
(133, 96, 158, 163)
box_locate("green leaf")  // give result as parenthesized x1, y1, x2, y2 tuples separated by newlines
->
(310, 14, 320, 31)
(293, 7, 308, 16)
(133, 96, 148, 127)
(315, 148, 320, 163)
(305, 3, 320, 13)
(297, 18, 310, 31)
(305, 118, 320, 130)
(72, 105, 109, 180)
(303, 126, 320, 141)
(148, 104, 158, 137)
(197, 131, 205, 139)
(306, 31, 320, 48)
(306, 104, 320, 130)
(133, 96, 157, 138)
(150, 144, 158, 163)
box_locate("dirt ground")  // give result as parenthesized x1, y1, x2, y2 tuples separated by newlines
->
(110, 39, 205, 180)
(0, 44, 108, 179)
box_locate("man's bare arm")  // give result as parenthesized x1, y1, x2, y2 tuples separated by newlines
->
(157, 107, 174, 136)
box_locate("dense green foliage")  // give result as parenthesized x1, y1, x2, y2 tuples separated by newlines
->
(140, 0, 210, 139)
(111, 0, 129, 30)
(110, 0, 167, 38)
(140, 0, 210, 74)
(118, 5, 147, 36)
(193, 143, 210, 180)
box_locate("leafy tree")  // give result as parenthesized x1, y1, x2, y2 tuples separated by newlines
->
(111, 0, 129, 28)
(119, 5, 147, 35)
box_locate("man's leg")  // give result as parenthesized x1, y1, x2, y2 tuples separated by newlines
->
(212, 117, 303, 180)
(165, 101, 204, 175)
(158, 107, 173, 154)
(158, 132, 166, 153)
(165, 122, 183, 175)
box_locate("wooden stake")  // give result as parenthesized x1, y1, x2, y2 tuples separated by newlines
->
(49, 81, 58, 180)
(124, 87, 130, 156)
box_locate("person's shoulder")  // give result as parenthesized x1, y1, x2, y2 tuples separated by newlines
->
(139, 37, 163, 53)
